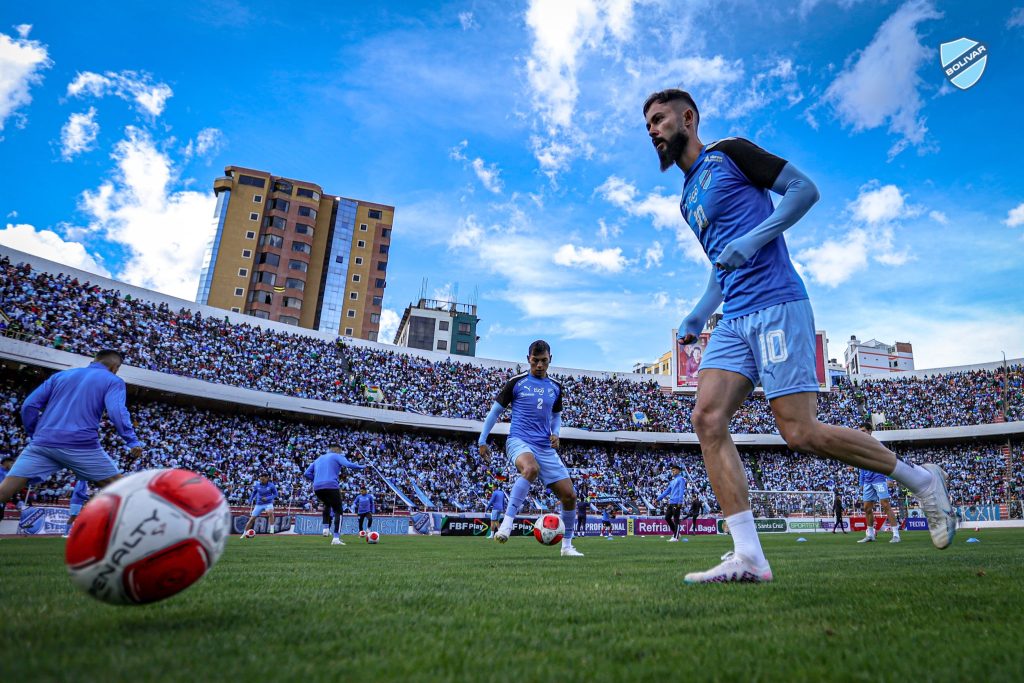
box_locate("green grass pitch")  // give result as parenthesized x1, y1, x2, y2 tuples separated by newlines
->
(2, 530, 1022, 682)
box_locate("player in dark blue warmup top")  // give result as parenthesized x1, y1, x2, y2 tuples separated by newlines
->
(241, 473, 279, 539)
(485, 485, 508, 538)
(643, 89, 955, 583)
(64, 480, 91, 537)
(478, 340, 582, 556)
(304, 445, 366, 545)
(0, 350, 144, 513)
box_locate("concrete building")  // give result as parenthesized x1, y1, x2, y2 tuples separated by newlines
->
(393, 298, 479, 356)
(844, 336, 914, 375)
(634, 350, 672, 376)
(196, 166, 393, 341)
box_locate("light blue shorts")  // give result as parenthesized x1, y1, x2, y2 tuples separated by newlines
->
(700, 299, 820, 399)
(489, 509, 502, 521)
(69, 503, 84, 516)
(862, 482, 890, 503)
(8, 443, 120, 483)
(251, 503, 275, 516)
(506, 436, 571, 486)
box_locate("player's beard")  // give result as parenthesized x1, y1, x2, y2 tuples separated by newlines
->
(657, 128, 689, 172)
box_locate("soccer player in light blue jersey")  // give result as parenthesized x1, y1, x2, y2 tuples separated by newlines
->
(856, 423, 900, 544)
(304, 445, 366, 545)
(241, 473, 279, 539)
(63, 480, 90, 538)
(643, 89, 955, 583)
(656, 464, 687, 542)
(485, 485, 508, 539)
(478, 340, 583, 557)
(354, 486, 375, 532)
(0, 350, 144, 513)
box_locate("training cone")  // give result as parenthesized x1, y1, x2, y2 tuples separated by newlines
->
(966, 537, 980, 543)
(796, 537, 808, 542)
(681, 538, 689, 542)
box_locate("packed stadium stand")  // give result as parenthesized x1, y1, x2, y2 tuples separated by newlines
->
(2, 245, 1022, 518)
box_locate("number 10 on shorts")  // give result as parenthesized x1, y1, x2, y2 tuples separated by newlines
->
(759, 330, 788, 365)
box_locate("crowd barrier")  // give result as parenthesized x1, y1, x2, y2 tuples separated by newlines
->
(291, 514, 409, 536)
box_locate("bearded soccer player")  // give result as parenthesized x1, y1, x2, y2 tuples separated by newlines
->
(643, 89, 955, 583)
(478, 340, 583, 557)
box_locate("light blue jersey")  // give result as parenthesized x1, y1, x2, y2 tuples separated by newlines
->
(354, 493, 375, 514)
(680, 138, 808, 320)
(487, 490, 508, 513)
(70, 480, 90, 505)
(657, 474, 688, 505)
(250, 482, 278, 505)
(496, 373, 563, 448)
(303, 451, 366, 491)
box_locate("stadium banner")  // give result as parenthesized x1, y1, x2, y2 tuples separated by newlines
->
(577, 517, 627, 537)
(717, 518, 787, 534)
(291, 514, 408, 535)
(17, 506, 68, 535)
(632, 516, 716, 536)
(673, 329, 830, 392)
(230, 514, 291, 535)
(411, 512, 434, 534)
(955, 505, 1001, 521)
(786, 519, 841, 532)
(904, 517, 929, 531)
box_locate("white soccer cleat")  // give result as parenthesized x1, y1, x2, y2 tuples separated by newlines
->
(62, 534, 70, 539)
(890, 535, 901, 544)
(667, 537, 679, 543)
(918, 463, 957, 549)
(331, 537, 344, 546)
(857, 535, 874, 543)
(494, 530, 509, 544)
(683, 552, 773, 584)
(322, 529, 331, 537)
(239, 534, 247, 540)
(268, 527, 276, 535)
(560, 545, 584, 557)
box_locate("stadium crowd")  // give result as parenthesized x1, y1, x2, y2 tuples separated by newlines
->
(1, 372, 1017, 519)
(2, 256, 1023, 435)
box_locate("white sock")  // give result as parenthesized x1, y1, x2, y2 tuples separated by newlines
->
(890, 460, 933, 495)
(499, 514, 515, 531)
(562, 537, 573, 549)
(725, 511, 767, 568)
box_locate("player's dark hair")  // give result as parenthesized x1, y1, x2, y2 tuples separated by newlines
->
(642, 89, 700, 129)
(860, 419, 873, 432)
(94, 349, 124, 364)
(670, 464, 681, 470)
(528, 339, 551, 357)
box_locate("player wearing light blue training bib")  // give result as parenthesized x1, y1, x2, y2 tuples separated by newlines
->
(856, 423, 901, 544)
(485, 487, 508, 538)
(241, 473, 279, 539)
(478, 340, 582, 556)
(643, 89, 953, 584)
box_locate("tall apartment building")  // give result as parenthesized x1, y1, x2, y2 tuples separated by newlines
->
(844, 335, 915, 375)
(196, 166, 393, 341)
(393, 298, 480, 356)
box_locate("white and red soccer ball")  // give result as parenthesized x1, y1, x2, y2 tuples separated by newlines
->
(65, 469, 230, 605)
(533, 513, 564, 545)
(244, 528, 256, 538)
(358, 530, 368, 539)
(366, 530, 380, 544)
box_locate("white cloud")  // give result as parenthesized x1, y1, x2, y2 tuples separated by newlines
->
(644, 240, 663, 268)
(78, 126, 216, 298)
(378, 308, 400, 344)
(447, 214, 485, 249)
(820, 0, 942, 159)
(797, 182, 920, 287)
(553, 244, 628, 273)
(1005, 202, 1024, 228)
(0, 29, 51, 133)
(1008, 7, 1024, 28)
(0, 223, 110, 276)
(66, 70, 174, 117)
(596, 218, 621, 242)
(184, 127, 225, 161)
(470, 157, 503, 194)
(59, 107, 100, 160)
(458, 11, 478, 30)
(928, 210, 948, 225)
(597, 175, 705, 263)
(15, 24, 32, 39)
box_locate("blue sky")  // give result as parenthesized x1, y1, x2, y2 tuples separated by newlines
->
(1, 1, 1022, 372)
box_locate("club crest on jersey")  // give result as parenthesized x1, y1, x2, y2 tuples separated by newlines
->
(699, 168, 712, 190)
(940, 37, 988, 91)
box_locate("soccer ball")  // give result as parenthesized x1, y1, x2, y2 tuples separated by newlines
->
(244, 528, 256, 538)
(358, 530, 368, 538)
(65, 469, 230, 605)
(366, 531, 380, 544)
(532, 514, 564, 545)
